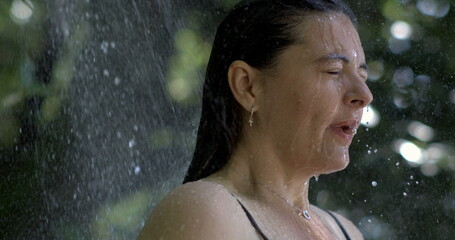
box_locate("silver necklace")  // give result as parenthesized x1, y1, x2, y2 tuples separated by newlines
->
(230, 169, 312, 220)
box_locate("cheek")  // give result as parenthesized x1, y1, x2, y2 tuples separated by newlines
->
(293, 80, 322, 113)
(260, 86, 300, 131)
(312, 86, 342, 119)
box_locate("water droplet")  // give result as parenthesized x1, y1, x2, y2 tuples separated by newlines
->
(100, 41, 109, 54)
(396, 162, 400, 166)
(367, 150, 372, 154)
(128, 139, 136, 148)
(365, 128, 369, 132)
(134, 166, 141, 175)
(403, 192, 408, 197)
(103, 69, 110, 77)
(114, 77, 121, 85)
(314, 174, 319, 181)
(371, 181, 378, 187)
(416, 181, 419, 185)
(374, 149, 378, 153)
(368, 219, 372, 223)
(410, 175, 414, 180)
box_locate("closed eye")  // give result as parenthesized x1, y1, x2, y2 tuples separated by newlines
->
(327, 71, 341, 75)
(358, 70, 368, 81)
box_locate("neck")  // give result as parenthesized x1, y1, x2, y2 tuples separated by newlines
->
(219, 139, 316, 213)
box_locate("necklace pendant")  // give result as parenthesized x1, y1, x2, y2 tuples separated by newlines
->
(302, 210, 311, 220)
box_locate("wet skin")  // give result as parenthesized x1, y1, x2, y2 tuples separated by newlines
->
(254, 12, 373, 176)
(138, 12, 372, 240)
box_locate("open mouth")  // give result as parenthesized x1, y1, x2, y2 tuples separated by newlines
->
(341, 125, 357, 135)
(329, 120, 359, 142)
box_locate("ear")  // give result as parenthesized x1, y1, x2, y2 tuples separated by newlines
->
(227, 60, 260, 113)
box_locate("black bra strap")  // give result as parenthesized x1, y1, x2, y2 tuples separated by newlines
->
(325, 210, 352, 240)
(237, 200, 269, 240)
(236, 196, 350, 240)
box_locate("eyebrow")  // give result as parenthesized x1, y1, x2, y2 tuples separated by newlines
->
(317, 53, 368, 70)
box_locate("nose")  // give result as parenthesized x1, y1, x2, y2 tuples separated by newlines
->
(344, 74, 373, 109)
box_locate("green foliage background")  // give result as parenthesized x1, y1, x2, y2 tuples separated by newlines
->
(1, 0, 454, 239)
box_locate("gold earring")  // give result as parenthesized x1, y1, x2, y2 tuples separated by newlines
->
(248, 105, 255, 127)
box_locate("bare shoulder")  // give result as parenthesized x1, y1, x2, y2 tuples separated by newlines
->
(137, 181, 259, 240)
(311, 206, 364, 240)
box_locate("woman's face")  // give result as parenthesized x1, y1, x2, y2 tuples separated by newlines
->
(256, 12, 373, 174)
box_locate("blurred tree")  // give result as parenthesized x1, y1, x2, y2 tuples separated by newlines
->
(1, 0, 453, 239)
(1, 0, 88, 238)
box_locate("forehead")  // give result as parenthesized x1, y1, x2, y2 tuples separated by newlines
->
(293, 12, 364, 61)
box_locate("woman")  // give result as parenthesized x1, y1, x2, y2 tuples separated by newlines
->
(139, 0, 372, 239)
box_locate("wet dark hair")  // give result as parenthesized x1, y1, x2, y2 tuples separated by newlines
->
(183, 0, 356, 183)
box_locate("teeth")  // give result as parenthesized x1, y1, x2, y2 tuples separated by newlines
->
(352, 128, 357, 135)
(335, 122, 359, 135)
(341, 125, 357, 135)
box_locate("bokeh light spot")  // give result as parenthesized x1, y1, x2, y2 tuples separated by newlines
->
(367, 61, 384, 82)
(10, 0, 34, 24)
(416, 0, 450, 18)
(407, 121, 434, 142)
(388, 38, 411, 54)
(394, 139, 424, 164)
(450, 90, 455, 104)
(400, 142, 423, 164)
(393, 94, 411, 109)
(168, 78, 191, 102)
(361, 105, 380, 128)
(391, 21, 412, 40)
(421, 162, 439, 176)
(393, 67, 414, 87)
(427, 143, 450, 161)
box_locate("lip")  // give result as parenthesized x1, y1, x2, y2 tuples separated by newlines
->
(328, 120, 360, 144)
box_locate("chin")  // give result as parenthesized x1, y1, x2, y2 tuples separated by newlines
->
(323, 162, 349, 175)
(320, 150, 350, 174)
